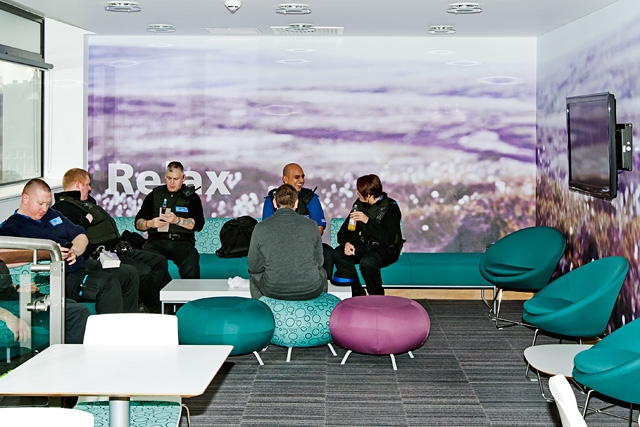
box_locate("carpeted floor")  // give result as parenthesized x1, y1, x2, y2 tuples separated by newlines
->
(179, 300, 635, 427)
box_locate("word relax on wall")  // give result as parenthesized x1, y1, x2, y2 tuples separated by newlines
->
(107, 163, 231, 196)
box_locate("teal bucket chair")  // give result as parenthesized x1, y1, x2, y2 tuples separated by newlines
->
(522, 256, 629, 345)
(478, 226, 566, 328)
(573, 318, 640, 425)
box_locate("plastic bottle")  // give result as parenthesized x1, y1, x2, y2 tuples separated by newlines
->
(161, 198, 167, 214)
(348, 205, 357, 231)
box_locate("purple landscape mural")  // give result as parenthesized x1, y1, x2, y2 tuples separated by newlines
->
(87, 37, 536, 252)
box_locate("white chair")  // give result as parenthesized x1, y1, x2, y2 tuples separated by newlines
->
(549, 375, 588, 427)
(74, 313, 190, 427)
(0, 407, 94, 427)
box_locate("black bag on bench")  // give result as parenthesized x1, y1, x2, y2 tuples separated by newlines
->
(215, 216, 258, 258)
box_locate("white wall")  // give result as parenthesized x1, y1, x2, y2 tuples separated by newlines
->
(0, 19, 89, 220)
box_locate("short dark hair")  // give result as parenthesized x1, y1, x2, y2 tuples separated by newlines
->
(274, 184, 298, 208)
(356, 174, 383, 199)
(166, 161, 184, 173)
(22, 178, 51, 196)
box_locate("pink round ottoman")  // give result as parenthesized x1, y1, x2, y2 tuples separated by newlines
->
(329, 295, 430, 370)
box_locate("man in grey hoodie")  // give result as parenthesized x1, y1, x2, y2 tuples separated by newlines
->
(248, 184, 327, 300)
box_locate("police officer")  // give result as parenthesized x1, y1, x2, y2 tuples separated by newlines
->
(135, 161, 205, 279)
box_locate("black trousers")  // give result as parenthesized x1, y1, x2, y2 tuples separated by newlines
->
(322, 243, 335, 280)
(66, 261, 139, 314)
(333, 241, 400, 296)
(119, 249, 172, 306)
(143, 239, 200, 279)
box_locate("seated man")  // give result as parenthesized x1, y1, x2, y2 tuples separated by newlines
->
(0, 179, 138, 314)
(249, 184, 327, 300)
(262, 163, 334, 278)
(53, 168, 172, 313)
(1, 259, 89, 344)
(134, 161, 205, 279)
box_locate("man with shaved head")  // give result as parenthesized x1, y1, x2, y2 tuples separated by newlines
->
(262, 163, 333, 278)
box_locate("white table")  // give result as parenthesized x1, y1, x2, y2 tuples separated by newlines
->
(0, 343, 232, 427)
(160, 278, 352, 313)
(524, 344, 592, 401)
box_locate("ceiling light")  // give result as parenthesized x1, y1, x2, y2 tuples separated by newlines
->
(105, 1, 141, 12)
(285, 23, 316, 33)
(427, 25, 456, 35)
(275, 4, 311, 15)
(446, 3, 482, 14)
(146, 24, 176, 33)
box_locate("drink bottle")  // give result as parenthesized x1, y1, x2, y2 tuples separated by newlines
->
(161, 198, 167, 214)
(348, 206, 357, 231)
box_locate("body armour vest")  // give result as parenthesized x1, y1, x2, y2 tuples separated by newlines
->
(356, 195, 404, 249)
(149, 185, 195, 237)
(55, 195, 120, 246)
(268, 187, 315, 216)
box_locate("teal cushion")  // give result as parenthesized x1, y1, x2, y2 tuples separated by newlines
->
(75, 401, 181, 427)
(523, 296, 573, 315)
(176, 296, 274, 356)
(260, 293, 340, 348)
(483, 262, 534, 276)
(573, 347, 640, 374)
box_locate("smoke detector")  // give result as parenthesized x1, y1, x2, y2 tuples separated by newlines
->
(275, 4, 311, 15)
(285, 23, 316, 33)
(105, 1, 141, 12)
(146, 24, 176, 33)
(427, 25, 456, 35)
(446, 3, 482, 14)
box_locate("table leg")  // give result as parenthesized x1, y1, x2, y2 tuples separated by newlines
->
(109, 396, 130, 427)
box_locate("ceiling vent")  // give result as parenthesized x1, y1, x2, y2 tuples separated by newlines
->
(275, 4, 311, 15)
(105, 1, 141, 12)
(271, 24, 344, 35)
(203, 27, 262, 35)
(427, 25, 456, 35)
(446, 3, 482, 14)
(146, 24, 176, 33)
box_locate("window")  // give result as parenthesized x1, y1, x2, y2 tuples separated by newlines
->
(0, 2, 49, 187)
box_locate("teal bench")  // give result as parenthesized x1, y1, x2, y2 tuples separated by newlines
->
(113, 217, 493, 293)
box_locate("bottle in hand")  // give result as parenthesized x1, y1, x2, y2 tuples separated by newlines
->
(348, 206, 357, 231)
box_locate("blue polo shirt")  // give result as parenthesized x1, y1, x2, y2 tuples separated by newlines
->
(262, 189, 327, 229)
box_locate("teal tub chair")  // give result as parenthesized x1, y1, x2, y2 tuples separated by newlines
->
(479, 226, 566, 328)
(573, 318, 640, 425)
(522, 256, 628, 345)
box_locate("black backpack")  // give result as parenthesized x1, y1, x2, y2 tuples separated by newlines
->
(215, 216, 258, 258)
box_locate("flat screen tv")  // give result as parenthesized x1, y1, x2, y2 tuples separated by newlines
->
(567, 92, 618, 200)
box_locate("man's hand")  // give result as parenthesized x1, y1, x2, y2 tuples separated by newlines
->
(344, 242, 356, 256)
(85, 213, 93, 223)
(349, 211, 369, 224)
(18, 283, 39, 294)
(59, 243, 77, 265)
(0, 308, 31, 342)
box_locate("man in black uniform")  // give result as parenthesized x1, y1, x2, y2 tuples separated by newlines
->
(135, 161, 205, 279)
(333, 174, 404, 296)
(53, 168, 172, 312)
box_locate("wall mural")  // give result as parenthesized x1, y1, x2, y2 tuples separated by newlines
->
(87, 36, 536, 252)
(536, 3, 640, 331)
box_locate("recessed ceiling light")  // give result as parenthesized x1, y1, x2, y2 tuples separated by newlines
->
(427, 25, 456, 35)
(146, 24, 176, 33)
(286, 23, 316, 33)
(105, 1, 141, 12)
(275, 4, 311, 15)
(446, 3, 482, 14)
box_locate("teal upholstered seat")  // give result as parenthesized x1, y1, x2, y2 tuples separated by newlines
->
(479, 226, 566, 328)
(260, 292, 340, 362)
(176, 296, 275, 364)
(75, 400, 181, 427)
(573, 318, 640, 423)
(522, 256, 628, 342)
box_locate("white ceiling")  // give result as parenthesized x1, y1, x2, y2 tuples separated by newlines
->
(5, 0, 621, 37)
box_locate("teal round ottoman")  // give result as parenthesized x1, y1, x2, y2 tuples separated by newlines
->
(259, 292, 341, 362)
(176, 296, 275, 365)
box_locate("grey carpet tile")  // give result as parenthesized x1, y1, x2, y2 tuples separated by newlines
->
(176, 300, 638, 427)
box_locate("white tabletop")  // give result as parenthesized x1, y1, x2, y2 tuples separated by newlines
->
(0, 344, 232, 398)
(160, 278, 352, 304)
(524, 344, 592, 377)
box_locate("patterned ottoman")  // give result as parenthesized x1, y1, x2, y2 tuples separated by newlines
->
(329, 295, 430, 370)
(259, 292, 341, 362)
(176, 296, 275, 365)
